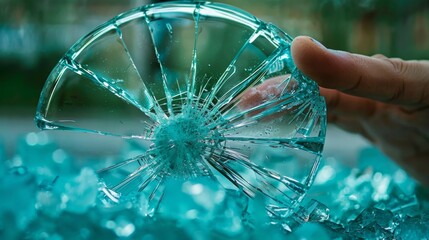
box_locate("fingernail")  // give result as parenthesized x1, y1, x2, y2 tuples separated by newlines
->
(309, 37, 326, 49)
(309, 37, 346, 57)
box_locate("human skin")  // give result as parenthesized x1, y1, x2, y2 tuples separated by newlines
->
(291, 36, 429, 186)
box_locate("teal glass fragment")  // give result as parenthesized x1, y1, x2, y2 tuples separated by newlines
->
(35, 2, 326, 217)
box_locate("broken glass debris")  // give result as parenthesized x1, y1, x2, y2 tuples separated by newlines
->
(0, 167, 37, 230)
(1, 132, 429, 238)
(61, 168, 98, 213)
(394, 213, 429, 239)
(35, 2, 326, 216)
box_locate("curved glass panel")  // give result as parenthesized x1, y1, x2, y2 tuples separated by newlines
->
(35, 2, 326, 217)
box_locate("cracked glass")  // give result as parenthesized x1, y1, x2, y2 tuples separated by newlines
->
(35, 2, 326, 217)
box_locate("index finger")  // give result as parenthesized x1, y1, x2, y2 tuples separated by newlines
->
(291, 36, 429, 106)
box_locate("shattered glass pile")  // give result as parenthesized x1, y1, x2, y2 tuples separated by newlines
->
(2, 133, 429, 239)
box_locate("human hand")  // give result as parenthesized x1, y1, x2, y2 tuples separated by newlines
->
(291, 36, 429, 186)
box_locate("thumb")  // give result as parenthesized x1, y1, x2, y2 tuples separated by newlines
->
(291, 36, 429, 106)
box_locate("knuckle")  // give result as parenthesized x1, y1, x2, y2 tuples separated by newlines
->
(418, 81, 429, 105)
(385, 58, 413, 79)
(386, 58, 408, 76)
(384, 58, 409, 102)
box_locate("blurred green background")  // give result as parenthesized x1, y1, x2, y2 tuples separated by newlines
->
(1, 0, 429, 117)
(0, 0, 427, 160)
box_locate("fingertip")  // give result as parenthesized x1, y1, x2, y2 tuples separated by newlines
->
(291, 36, 345, 88)
(291, 37, 425, 105)
(291, 36, 326, 73)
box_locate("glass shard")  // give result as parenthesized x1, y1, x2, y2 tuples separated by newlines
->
(35, 2, 326, 216)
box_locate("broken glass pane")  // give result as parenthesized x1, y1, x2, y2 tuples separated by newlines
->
(35, 2, 326, 217)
